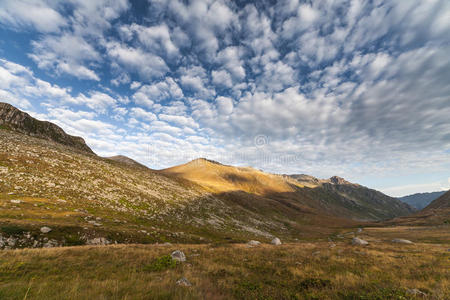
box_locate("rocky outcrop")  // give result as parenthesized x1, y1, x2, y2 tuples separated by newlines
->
(0, 102, 94, 154)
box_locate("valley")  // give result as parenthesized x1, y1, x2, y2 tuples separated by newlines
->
(0, 104, 449, 299)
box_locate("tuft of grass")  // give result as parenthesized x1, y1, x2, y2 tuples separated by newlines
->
(143, 254, 178, 272)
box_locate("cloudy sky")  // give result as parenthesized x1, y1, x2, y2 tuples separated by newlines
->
(0, 0, 449, 197)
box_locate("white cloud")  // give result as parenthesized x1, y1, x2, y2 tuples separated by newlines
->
(29, 33, 101, 81)
(130, 107, 157, 122)
(216, 96, 233, 115)
(74, 91, 117, 113)
(212, 70, 232, 88)
(107, 42, 169, 81)
(159, 114, 198, 129)
(0, 0, 67, 33)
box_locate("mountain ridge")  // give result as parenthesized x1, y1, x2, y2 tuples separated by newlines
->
(0, 102, 94, 154)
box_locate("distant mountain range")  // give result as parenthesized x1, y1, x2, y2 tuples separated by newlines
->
(0, 102, 421, 248)
(398, 191, 446, 210)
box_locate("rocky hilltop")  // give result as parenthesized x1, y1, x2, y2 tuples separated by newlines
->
(0, 102, 94, 154)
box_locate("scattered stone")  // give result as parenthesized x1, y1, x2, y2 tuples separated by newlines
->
(43, 239, 58, 248)
(406, 289, 427, 297)
(10, 199, 21, 204)
(247, 240, 261, 247)
(271, 237, 282, 245)
(40, 226, 52, 233)
(88, 220, 102, 226)
(87, 237, 109, 245)
(176, 277, 192, 287)
(171, 250, 186, 262)
(352, 237, 368, 246)
(357, 228, 363, 233)
(392, 239, 414, 244)
(329, 243, 336, 248)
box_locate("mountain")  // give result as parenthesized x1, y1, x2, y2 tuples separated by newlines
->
(0, 126, 358, 248)
(0, 102, 94, 154)
(424, 190, 450, 210)
(106, 155, 150, 170)
(0, 103, 415, 249)
(162, 160, 414, 221)
(398, 191, 446, 210)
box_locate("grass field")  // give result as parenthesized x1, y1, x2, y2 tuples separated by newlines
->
(0, 228, 448, 300)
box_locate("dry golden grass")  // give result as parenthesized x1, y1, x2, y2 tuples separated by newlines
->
(0, 240, 448, 299)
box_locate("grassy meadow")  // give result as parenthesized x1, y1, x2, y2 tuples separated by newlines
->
(0, 228, 448, 300)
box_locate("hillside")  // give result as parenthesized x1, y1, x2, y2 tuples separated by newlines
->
(425, 190, 450, 210)
(398, 191, 446, 209)
(162, 160, 414, 221)
(0, 102, 94, 154)
(0, 128, 362, 249)
(105, 155, 150, 170)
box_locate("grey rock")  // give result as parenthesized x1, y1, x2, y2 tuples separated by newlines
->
(406, 288, 427, 297)
(171, 250, 186, 262)
(247, 240, 261, 247)
(352, 237, 369, 245)
(176, 277, 192, 287)
(87, 237, 109, 245)
(43, 239, 58, 248)
(10, 199, 21, 204)
(391, 239, 414, 244)
(40, 226, 52, 233)
(271, 237, 282, 245)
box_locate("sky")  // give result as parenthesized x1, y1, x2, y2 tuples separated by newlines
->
(0, 0, 449, 197)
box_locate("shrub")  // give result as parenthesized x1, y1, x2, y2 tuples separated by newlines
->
(144, 255, 177, 272)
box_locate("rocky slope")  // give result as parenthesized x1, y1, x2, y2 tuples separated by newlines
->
(106, 155, 150, 170)
(398, 191, 446, 210)
(0, 102, 94, 154)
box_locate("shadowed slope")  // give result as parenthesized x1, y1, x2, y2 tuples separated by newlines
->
(425, 190, 450, 210)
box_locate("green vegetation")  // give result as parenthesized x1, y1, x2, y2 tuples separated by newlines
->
(144, 255, 178, 272)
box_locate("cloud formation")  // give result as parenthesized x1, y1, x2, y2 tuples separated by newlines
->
(0, 0, 449, 196)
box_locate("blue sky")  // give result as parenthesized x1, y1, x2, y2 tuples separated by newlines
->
(0, 0, 449, 197)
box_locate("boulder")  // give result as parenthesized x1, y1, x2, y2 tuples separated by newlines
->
(171, 250, 186, 262)
(40, 226, 52, 233)
(10, 199, 21, 204)
(406, 289, 427, 297)
(352, 237, 368, 245)
(176, 277, 192, 287)
(392, 239, 413, 244)
(271, 237, 282, 245)
(247, 240, 261, 247)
